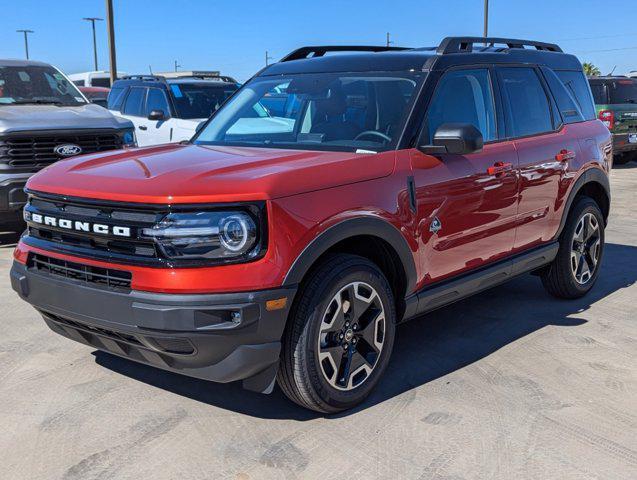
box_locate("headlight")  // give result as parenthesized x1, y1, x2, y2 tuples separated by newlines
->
(142, 210, 262, 261)
(121, 128, 137, 147)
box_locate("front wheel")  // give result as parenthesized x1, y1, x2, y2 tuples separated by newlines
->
(277, 254, 396, 413)
(541, 197, 605, 299)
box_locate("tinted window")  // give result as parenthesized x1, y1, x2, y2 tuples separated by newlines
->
(146, 88, 170, 117)
(589, 83, 607, 104)
(498, 68, 553, 137)
(541, 67, 584, 124)
(73, 79, 85, 87)
(170, 82, 238, 119)
(426, 69, 497, 142)
(122, 87, 146, 116)
(608, 79, 637, 104)
(107, 86, 127, 111)
(91, 77, 111, 88)
(555, 71, 596, 120)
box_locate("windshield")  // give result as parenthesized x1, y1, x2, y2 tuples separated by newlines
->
(170, 82, 239, 119)
(193, 72, 424, 152)
(609, 79, 637, 104)
(0, 65, 87, 106)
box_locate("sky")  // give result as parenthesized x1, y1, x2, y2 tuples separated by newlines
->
(1, 0, 637, 82)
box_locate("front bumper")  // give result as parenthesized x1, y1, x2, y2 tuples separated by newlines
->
(10, 261, 296, 393)
(612, 132, 637, 154)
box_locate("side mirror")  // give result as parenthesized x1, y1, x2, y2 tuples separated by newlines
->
(195, 121, 206, 134)
(148, 109, 165, 121)
(418, 123, 483, 155)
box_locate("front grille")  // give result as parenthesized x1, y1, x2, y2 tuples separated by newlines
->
(29, 253, 132, 291)
(0, 130, 123, 171)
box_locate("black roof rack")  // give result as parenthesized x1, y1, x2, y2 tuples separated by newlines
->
(281, 45, 410, 62)
(172, 74, 238, 83)
(120, 74, 166, 82)
(437, 36, 562, 54)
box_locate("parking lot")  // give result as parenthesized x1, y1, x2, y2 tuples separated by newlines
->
(0, 164, 634, 479)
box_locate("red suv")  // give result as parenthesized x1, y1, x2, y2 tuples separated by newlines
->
(10, 37, 611, 413)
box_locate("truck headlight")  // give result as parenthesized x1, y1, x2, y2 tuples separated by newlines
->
(121, 128, 137, 147)
(142, 209, 262, 261)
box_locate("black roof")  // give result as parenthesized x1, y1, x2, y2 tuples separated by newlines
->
(112, 75, 238, 88)
(261, 36, 582, 76)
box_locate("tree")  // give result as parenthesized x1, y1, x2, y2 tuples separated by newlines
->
(583, 62, 601, 76)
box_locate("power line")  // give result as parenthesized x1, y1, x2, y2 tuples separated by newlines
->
(558, 32, 637, 42)
(575, 46, 637, 54)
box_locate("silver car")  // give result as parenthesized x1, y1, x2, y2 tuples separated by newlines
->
(0, 59, 135, 228)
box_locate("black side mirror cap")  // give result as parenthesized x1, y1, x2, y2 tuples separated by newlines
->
(418, 123, 484, 155)
(148, 109, 165, 121)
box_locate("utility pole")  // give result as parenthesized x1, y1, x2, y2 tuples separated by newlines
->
(174, 60, 181, 72)
(16, 29, 34, 60)
(105, 0, 118, 86)
(265, 51, 273, 66)
(386, 32, 393, 47)
(483, 0, 489, 41)
(83, 17, 103, 71)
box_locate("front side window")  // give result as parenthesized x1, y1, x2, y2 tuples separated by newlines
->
(425, 68, 497, 143)
(122, 86, 146, 117)
(0, 65, 86, 106)
(194, 72, 423, 152)
(146, 88, 170, 117)
(170, 82, 239, 119)
(498, 67, 553, 138)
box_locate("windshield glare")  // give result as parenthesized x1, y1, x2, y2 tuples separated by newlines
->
(194, 72, 423, 152)
(0, 65, 87, 106)
(171, 82, 239, 119)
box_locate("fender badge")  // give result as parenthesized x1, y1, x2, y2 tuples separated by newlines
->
(429, 216, 442, 234)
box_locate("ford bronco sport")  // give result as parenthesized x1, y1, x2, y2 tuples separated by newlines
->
(0, 59, 135, 229)
(588, 76, 637, 165)
(10, 37, 611, 413)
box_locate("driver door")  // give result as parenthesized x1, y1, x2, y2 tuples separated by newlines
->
(409, 68, 519, 284)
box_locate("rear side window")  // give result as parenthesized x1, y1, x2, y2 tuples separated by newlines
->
(425, 68, 497, 143)
(73, 79, 85, 87)
(498, 67, 553, 138)
(555, 71, 596, 120)
(589, 83, 607, 104)
(146, 88, 170, 117)
(122, 87, 146, 117)
(91, 77, 111, 88)
(107, 86, 127, 111)
(541, 67, 584, 124)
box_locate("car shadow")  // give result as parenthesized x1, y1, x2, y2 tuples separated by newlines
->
(93, 242, 637, 420)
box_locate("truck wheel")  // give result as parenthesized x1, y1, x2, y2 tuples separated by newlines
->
(541, 197, 605, 299)
(277, 254, 396, 413)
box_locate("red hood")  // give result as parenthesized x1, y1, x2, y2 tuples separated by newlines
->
(27, 144, 395, 204)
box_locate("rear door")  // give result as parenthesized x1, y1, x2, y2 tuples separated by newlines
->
(409, 67, 519, 283)
(496, 66, 581, 251)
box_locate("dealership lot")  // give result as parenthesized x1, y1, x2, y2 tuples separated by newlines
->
(0, 166, 635, 479)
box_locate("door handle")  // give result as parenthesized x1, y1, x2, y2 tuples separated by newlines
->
(555, 149, 576, 162)
(138, 125, 148, 131)
(487, 162, 513, 175)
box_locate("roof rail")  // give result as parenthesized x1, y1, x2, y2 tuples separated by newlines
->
(172, 74, 238, 83)
(437, 37, 563, 54)
(281, 45, 410, 62)
(120, 74, 166, 82)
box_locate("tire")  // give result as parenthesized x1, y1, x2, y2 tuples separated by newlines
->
(277, 254, 396, 413)
(613, 154, 630, 166)
(541, 197, 605, 299)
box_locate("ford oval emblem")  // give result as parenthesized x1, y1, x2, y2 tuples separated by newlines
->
(54, 144, 83, 157)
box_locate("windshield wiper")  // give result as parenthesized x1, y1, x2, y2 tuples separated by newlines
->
(10, 99, 63, 105)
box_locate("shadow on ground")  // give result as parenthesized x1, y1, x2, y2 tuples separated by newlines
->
(86, 242, 636, 419)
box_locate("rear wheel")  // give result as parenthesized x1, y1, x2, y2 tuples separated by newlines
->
(541, 197, 605, 299)
(277, 254, 396, 413)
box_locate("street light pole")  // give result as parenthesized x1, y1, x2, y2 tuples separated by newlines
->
(105, 0, 118, 86)
(16, 29, 34, 60)
(83, 17, 103, 71)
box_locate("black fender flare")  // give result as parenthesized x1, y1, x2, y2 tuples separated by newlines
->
(555, 167, 610, 239)
(282, 216, 417, 294)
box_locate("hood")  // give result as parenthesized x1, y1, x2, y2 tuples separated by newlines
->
(0, 103, 133, 133)
(26, 143, 395, 204)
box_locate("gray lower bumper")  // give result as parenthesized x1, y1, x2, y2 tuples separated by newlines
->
(10, 261, 296, 393)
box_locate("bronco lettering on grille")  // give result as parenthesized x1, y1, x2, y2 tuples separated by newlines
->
(28, 213, 131, 238)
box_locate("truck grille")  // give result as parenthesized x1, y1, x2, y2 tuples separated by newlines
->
(0, 130, 123, 171)
(29, 253, 132, 291)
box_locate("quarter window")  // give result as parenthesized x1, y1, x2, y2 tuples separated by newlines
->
(498, 68, 553, 138)
(425, 69, 497, 143)
(555, 71, 596, 120)
(122, 87, 146, 117)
